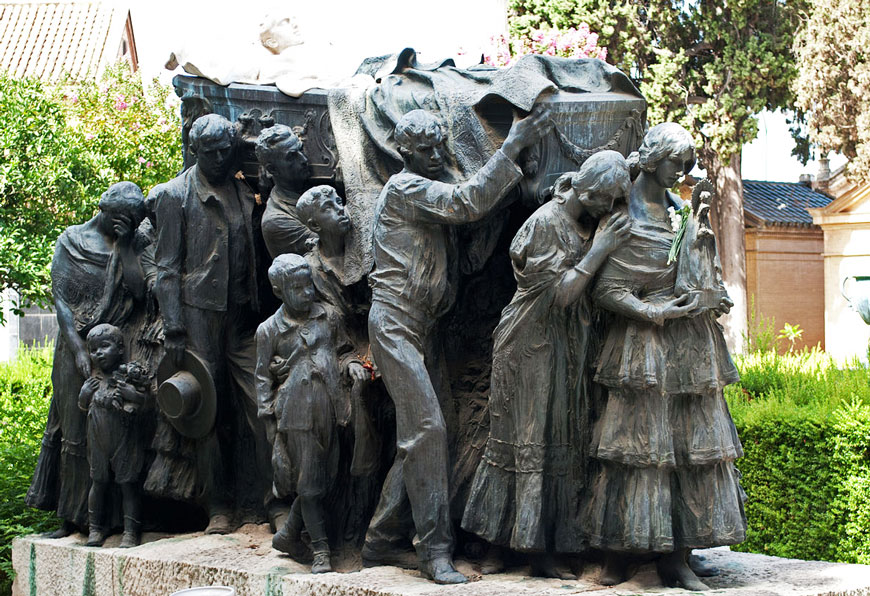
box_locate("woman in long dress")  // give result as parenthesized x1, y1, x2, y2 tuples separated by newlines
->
(26, 182, 149, 536)
(584, 123, 746, 590)
(462, 150, 631, 576)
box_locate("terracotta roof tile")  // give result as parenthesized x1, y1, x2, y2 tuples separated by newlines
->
(0, 1, 128, 81)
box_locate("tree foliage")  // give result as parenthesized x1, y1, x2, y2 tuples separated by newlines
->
(0, 64, 181, 322)
(508, 1, 805, 158)
(793, 0, 870, 181)
(507, 0, 807, 347)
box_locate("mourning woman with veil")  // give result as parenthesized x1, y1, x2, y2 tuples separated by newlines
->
(26, 182, 152, 537)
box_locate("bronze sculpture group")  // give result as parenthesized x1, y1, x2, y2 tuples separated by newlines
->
(26, 55, 746, 591)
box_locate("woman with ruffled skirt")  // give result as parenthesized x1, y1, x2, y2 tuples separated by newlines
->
(584, 123, 747, 590)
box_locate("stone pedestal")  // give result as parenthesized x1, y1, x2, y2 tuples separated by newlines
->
(12, 525, 870, 596)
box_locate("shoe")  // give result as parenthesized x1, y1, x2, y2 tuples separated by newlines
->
(119, 531, 140, 548)
(119, 516, 141, 548)
(205, 513, 234, 535)
(273, 526, 312, 563)
(311, 551, 332, 574)
(421, 557, 467, 584)
(46, 521, 76, 539)
(85, 528, 107, 547)
(361, 543, 419, 569)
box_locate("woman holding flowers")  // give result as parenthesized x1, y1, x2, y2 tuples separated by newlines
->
(583, 123, 746, 590)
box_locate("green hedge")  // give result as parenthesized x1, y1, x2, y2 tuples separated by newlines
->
(726, 349, 870, 563)
(0, 347, 55, 595)
(2, 346, 869, 594)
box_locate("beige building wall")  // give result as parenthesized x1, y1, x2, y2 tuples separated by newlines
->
(745, 228, 826, 351)
(811, 211, 870, 362)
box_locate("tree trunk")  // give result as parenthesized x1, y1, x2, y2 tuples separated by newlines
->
(706, 151, 748, 353)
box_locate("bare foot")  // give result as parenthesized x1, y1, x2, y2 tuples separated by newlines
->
(479, 545, 505, 575)
(689, 552, 720, 577)
(657, 550, 709, 591)
(529, 553, 576, 580)
(599, 553, 628, 586)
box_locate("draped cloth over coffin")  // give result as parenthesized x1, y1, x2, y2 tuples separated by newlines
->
(327, 51, 645, 283)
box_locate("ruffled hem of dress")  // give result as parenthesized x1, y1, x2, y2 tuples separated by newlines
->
(583, 460, 747, 552)
(462, 457, 584, 553)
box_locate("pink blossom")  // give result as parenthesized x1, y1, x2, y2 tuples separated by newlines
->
(138, 156, 147, 164)
(146, 161, 153, 168)
(85, 133, 95, 141)
(114, 99, 129, 111)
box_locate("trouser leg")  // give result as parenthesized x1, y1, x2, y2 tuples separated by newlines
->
(183, 307, 232, 517)
(368, 302, 453, 563)
(224, 305, 276, 513)
(364, 456, 413, 549)
(88, 480, 108, 531)
(299, 495, 329, 554)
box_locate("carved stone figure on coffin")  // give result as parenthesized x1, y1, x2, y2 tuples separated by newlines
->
(256, 254, 356, 573)
(78, 324, 153, 548)
(585, 123, 746, 590)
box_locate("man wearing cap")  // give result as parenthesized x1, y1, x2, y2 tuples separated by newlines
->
(149, 113, 274, 534)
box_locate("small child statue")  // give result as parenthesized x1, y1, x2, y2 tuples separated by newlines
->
(77, 324, 152, 547)
(255, 253, 352, 574)
(675, 179, 730, 311)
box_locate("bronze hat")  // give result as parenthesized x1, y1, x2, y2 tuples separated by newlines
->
(156, 350, 216, 439)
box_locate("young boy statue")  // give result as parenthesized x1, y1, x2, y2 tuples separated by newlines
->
(78, 323, 151, 547)
(255, 253, 353, 573)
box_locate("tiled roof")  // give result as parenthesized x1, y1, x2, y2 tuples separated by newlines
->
(743, 180, 833, 227)
(0, 1, 127, 81)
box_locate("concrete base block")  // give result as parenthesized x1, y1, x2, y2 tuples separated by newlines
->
(12, 524, 870, 596)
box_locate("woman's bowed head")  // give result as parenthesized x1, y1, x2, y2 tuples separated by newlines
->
(633, 122, 696, 189)
(551, 149, 632, 219)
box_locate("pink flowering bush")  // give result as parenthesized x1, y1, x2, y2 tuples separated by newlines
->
(62, 63, 181, 193)
(0, 63, 181, 319)
(484, 24, 607, 67)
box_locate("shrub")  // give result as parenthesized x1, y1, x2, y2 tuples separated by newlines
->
(0, 346, 55, 594)
(484, 25, 608, 67)
(0, 64, 181, 323)
(726, 349, 870, 563)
